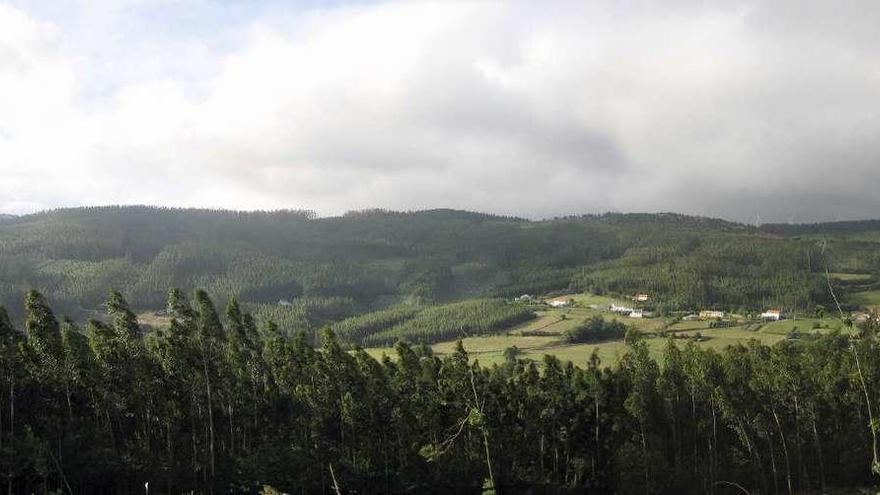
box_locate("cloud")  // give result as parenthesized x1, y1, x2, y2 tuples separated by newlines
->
(1, 1, 879, 222)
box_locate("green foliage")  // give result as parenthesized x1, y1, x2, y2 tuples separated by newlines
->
(7, 206, 876, 324)
(330, 305, 422, 346)
(502, 345, 521, 363)
(563, 315, 627, 343)
(0, 207, 622, 318)
(6, 207, 880, 492)
(574, 235, 832, 311)
(363, 298, 535, 347)
(0, 290, 878, 493)
(248, 296, 360, 339)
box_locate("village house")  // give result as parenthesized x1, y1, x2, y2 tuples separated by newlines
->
(760, 308, 782, 321)
(629, 309, 653, 319)
(633, 293, 650, 302)
(514, 294, 533, 303)
(548, 297, 571, 308)
(699, 310, 725, 320)
(610, 304, 634, 315)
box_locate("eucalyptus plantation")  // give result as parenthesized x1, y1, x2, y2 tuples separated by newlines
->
(1, 290, 879, 493)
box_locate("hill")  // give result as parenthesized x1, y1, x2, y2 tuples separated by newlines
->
(1, 206, 878, 331)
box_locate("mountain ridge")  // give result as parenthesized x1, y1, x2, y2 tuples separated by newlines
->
(1, 205, 878, 325)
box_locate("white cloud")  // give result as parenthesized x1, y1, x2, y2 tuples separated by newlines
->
(1, 1, 880, 221)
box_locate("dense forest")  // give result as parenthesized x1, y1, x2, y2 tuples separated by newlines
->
(2, 289, 879, 493)
(1, 206, 879, 334)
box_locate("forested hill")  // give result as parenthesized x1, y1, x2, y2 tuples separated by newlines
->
(1, 206, 879, 324)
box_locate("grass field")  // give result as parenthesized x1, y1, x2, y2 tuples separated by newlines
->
(509, 293, 672, 335)
(363, 292, 861, 368)
(133, 291, 858, 368)
(848, 290, 880, 308)
(830, 272, 873, 281)
(758, 317, 847, 335)
(364, 326, 787, 368)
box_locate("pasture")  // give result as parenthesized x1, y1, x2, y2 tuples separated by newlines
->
(848, 290, 880, 308)
(134, 290, 859, 369)
(362, 292, 853, 368)
(829, 272, 873, 281)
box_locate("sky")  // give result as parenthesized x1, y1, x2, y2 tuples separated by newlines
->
(1, 1, 879, 223)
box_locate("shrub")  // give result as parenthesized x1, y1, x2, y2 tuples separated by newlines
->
(563, 316, 627, 344)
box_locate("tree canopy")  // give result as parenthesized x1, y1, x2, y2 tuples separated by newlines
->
(1, 289, 879, 493)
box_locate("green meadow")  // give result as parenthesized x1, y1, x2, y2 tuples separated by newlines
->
(362, 292, 858, 367)
(848, 290, 880, 308)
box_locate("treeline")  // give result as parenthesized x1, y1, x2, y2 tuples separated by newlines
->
(0, 207, 625, 319)
(362, 299, 535, 347)
(331, 305, 422, 346)
(322, 299, 535, 349)
(2, 290, 879, 493)
(575, 236, 832, 312)
(3, 206, 880, 325)
(563, 315, 627, 343)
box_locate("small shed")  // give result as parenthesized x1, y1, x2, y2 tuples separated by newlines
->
(760, 309, 782, 321)
(699, 310, 725, 320)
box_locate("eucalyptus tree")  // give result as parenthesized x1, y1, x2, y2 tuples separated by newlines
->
(620, 330, 663, 494)
(659, 338, 690, 486)
(0, 306, 23, 494)
(5, 288, 880, 493)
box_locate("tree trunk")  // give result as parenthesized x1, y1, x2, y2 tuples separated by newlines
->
(691, 389, 698, 484)
(482, 428, 498, 494)
(640, 422, 650, 495)
(771, 406, 793, 495)
(65, 383, 73, 422)
(540, 433, 545, 479)
(811, 418, 826, 491)
(328, 463, 342, 495)
(228, 403, 234, 457)
(768, 429, 779, 495)
(739, 422, 764, 495)
(852, 344, 879, 476)
(710, 402, 718, 493)
(594, 394, 600, 480)
(794, 396, 806, 489)
(7, 380, 12, 495)
(202, 354, 215, 491)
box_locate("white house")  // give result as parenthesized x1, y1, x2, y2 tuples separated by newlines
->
(548, 298, 571, 308)
(630, 309, 644, 318)
(514, 294, 533, 303)
(610, 304, 634, 315)
(760, 309, 782, 321)
(700, 310, 725, 320)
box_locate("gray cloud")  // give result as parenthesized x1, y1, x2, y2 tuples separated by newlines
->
(1, 1, 879, 222)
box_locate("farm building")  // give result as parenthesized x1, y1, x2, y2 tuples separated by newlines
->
(548, 298, 571, 308)
(633, 293, 650, 302)
(610, 304, 634, 315)
(629, 309, 652, 319)
(699, 310, 725, 320)
(760, 309, 782, 321)
(514, 294, 533, 302)
(682, 314, 700, 321)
